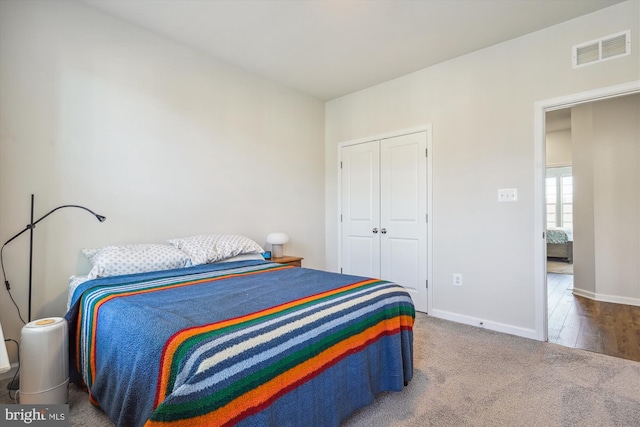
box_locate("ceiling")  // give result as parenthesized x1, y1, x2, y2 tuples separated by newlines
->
(81, 0, 624, 101)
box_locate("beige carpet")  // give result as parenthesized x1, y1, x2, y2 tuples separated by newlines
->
(547, 259, 573, 274)
(2, 313, 639, 426)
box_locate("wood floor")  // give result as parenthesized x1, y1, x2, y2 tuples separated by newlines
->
(547, 272, 640, 362)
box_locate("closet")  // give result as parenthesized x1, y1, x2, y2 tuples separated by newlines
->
(340, 131, 428, 311)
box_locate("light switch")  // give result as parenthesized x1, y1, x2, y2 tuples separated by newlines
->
(498, 188, 518, 202)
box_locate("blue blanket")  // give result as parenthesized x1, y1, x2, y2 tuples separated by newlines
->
(66, 260, 414, 426)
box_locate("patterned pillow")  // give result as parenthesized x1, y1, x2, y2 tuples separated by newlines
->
(167, 234, 264, 266)
(83, 244, 192, 279)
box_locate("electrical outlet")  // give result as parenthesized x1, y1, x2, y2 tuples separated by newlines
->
(498, 188, 518, 202)
(452, 273, 462, 287)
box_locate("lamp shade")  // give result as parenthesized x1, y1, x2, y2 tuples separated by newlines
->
(0, 320, 10, 374)
(266, 233, 289, 245)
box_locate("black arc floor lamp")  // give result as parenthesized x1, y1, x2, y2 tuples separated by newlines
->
(1, 194, 106, 390)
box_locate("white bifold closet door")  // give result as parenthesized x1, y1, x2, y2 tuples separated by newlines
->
(341, 131, 428, 312)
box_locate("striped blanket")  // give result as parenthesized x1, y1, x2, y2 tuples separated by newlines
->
(66, 260, 415, 427)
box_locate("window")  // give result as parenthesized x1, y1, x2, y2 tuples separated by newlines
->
(546, 167, 573, 228)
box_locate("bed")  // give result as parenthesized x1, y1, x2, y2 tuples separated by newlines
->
(546, 227, 573, 262)
(65, 235, 415, 427)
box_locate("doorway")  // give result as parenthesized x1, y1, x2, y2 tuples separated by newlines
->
(545, 111, 574, 276)
(544, 108, 577, 346)
(535, 82, 640, 361)
(534, 80, 640, 341)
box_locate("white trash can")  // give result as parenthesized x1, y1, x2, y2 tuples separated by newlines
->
(19, 317, 69, 404)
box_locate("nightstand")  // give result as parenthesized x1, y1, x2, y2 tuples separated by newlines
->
(269, 255, 303, 267)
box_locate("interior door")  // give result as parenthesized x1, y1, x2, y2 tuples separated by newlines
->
(340, 141, 380, 278)
(380, 133, 428, 311)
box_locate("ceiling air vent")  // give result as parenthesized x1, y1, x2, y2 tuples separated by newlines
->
(573, 30, 631, 68)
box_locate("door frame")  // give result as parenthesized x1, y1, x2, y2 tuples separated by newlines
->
(533, 81, 640, 341)
(337, 124, 433, 313)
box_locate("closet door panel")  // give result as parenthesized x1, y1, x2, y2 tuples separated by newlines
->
(380, 133, 428, 309)
(387, 237, 419, 287)
(340, 141, 380, 278)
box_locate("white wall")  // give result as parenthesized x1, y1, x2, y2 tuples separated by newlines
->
(325, 1, 640, 338)
(0, 0, 325, 364)
(545, 130, 572, 166)
(572, 103, 598, 297)
(573, 94, 640, 305)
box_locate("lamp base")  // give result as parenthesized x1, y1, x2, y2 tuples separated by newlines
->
(272, 244, 284, 258)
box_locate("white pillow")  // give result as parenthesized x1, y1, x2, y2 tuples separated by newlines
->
(83, 243, 192, 279)
(67, 275, 90, 310)
(167, 234, 264, 266)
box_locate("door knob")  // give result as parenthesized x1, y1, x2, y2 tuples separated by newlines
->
(381, 228, 387, 234)
(372, 228, 378, 234)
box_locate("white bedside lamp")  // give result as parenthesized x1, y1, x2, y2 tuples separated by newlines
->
(0, 320, 10, 374)
(266, 233, 289, 258)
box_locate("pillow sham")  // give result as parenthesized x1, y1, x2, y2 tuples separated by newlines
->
(83, 243, 192, 279)
(167, 234, 264, 266)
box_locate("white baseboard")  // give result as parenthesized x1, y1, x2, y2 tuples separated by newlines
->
(430, 309, 539, 340)
(572, 287, 640, 307)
